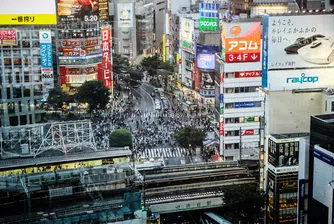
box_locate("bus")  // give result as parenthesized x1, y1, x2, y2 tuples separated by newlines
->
(203, 212, 232, 224)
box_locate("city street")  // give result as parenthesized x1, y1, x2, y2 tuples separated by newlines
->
(92, 72, 217, 161)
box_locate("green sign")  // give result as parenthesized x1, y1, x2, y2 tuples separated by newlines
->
(181, 40, 193, 52)
(199, 18, 218, 31)
(220, 106, 224, 114)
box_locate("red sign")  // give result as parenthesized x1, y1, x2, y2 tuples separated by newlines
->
(226, 52, 260, 63)
(0, 30, 17, 46)
(220, 73, 224, 83)
(99, 26, 111, 89)
(193, 60, 200, 92)
(62, 40, 81, 47)
(219, 121, 224, 136)
(241, 129, 258, 136)
(235, 71, 262, 78)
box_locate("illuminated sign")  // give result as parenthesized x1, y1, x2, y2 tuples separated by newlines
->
(0, 0, 56, 25)
(222, 22, 261, 63)
(0, 30, 17, 46)
(199, 3, 219, 31)
(58, 0, 101, 22)
(241, 129, 259, 136)
(100, 26, 111, 89)
(235, 71, 262, 78)
(197, 54, 215, 70)
(117, 3, 133, 28)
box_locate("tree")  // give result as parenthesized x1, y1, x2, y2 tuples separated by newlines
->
(174, 126, 205, 149)
(113, 54, 130, 73)
(223, 184, 264, 223)
(109, 129, 133, 150)
(75, 80, 110, 113)
(47, 87, 69, 110)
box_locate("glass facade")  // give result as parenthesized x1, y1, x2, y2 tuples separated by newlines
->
(0, 28, 52, 126)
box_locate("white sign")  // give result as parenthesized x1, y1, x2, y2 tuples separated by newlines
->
(268, 163, 299, 174)
(267, 68, 334, 91)
(264, 14, 334, 70)
(117, 3, 133, 28)
(180, 17, 194, 44)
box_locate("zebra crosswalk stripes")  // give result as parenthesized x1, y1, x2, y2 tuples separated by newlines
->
(139, 148, 188, 158)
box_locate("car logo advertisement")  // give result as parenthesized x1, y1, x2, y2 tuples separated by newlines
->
(222, 22, 261, 63)
(263, 14, 334, 70)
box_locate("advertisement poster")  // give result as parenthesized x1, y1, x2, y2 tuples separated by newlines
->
(197, 54, 215, 70)
(58, 0, 99, 22)
(266, 68, 334, 91)
(263, 14, 334, 71)
(200, 71, 215, 89)
(268, 138, 277, 166)
(117, 3, 133, 28)
(199, 3, 219, 31)
(222, 22, 261, 63)
(98, 0, 108, 21)
(100, 26, 111, 89)
(0, 30, 17, 46)
(193, 60, 200, 92)
(0, 0, 57, 25)
(276, 141, 299, 167)
(39, 30, 54, 100)
(180, 17, 194, 44)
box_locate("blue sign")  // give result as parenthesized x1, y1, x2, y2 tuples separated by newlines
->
(199, 3, 219, 18)
(298, 179, 307, 224)
(234, 101, 260, 108)
(197, 43, 220, 54)
(262, 15, 269, 88)
(286, 73, 319, 84)
(220, 94, 224, 104)
(40, 43, 53, 68)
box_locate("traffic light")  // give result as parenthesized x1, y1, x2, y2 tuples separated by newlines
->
(141, 205, 145, 211)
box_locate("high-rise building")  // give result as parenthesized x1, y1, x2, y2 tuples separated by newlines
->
(57, 0, 112, 93)
(0, 0, 57, 126)
(136, 3, 154, 56)
(111, 0, 137, 61)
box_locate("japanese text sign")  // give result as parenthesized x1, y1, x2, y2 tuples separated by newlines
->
(0, 30, 17, 46)
(0, 0, 56, 25)
(199, 3, 219, 31)
(222, 22, 261, 63)
(100, 26, 111, 89)
(235, 71, 262, 78)
(262, 14, 334, 70)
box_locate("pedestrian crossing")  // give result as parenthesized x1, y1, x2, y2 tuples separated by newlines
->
(131, 112, 183, 118)
(137, 147, 188, 158)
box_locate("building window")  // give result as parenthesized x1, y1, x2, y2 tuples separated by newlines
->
(226, 117, 240, 123)
(225, 72, 234, 78)
(225, 88, 234, 93)
(331, 101, 334, 112)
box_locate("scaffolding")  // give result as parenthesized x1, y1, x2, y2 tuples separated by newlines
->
(0, 120, 97, 158)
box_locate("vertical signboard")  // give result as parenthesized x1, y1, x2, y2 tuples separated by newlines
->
(262, 15, 269, 88)
(100, 26, 111, 89)
(39, 30, 54, 101)
(222, 22, 261, 63)
(117, 3, 133, 28)
(180, 17, 194, 53)
(0, 30, 17, 46)
(193, 60, 200, 92)
(219, 73, 224, 157)
(199, 3, 219, 31)
(99, 0, 109, 21)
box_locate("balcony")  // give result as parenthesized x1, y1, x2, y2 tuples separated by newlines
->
(224, 92, 264, 103)
(223, 77, 261, 87)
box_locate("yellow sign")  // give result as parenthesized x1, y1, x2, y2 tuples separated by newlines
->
(162, 34, 166, 62)
(0, 14, 57, 25)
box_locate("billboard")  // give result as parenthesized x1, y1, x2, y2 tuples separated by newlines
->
(268, 137, 299, 167)
(39, 30, 54, 101)
(196, 43, 220, 54)
(0, 30, 17, 46)
(262, 14, 334, 88)
(266, 68, 334, 91)
(199, 3, 219, 31)
(57, 0, 100, 22)
(180, 17, 194, 43)
(197, 54, 215, 70)
(117, 3, 133, 28)
(241, 129, 259, 136)
(222, 22, 261, 63)
(99, 26, 111, 89)
(0, 0, 56, 25)
(200, 71, 215, 90)
(234, 101, 261, 108)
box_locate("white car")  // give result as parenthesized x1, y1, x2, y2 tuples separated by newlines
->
(155, 103, 161, 110)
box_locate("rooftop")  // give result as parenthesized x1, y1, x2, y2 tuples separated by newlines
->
(312, 114, 334, 124)
(270, 132, 310, 140)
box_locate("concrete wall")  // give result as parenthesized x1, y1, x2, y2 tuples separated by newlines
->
(267, 91, 323, 134)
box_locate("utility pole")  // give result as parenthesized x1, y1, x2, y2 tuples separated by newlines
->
(239, 127, 242, 164)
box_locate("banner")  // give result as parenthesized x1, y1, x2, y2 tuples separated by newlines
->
(222, 22, 261, 63)
(117, 3, 133, 28)
(0, 30, 17, 46)
(0, 0, 56, 25)
(235, 71, 261, 78)
(100, 26, 111, 89)
(39, 30, 54, 101)
(200, 71, 215, 90)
